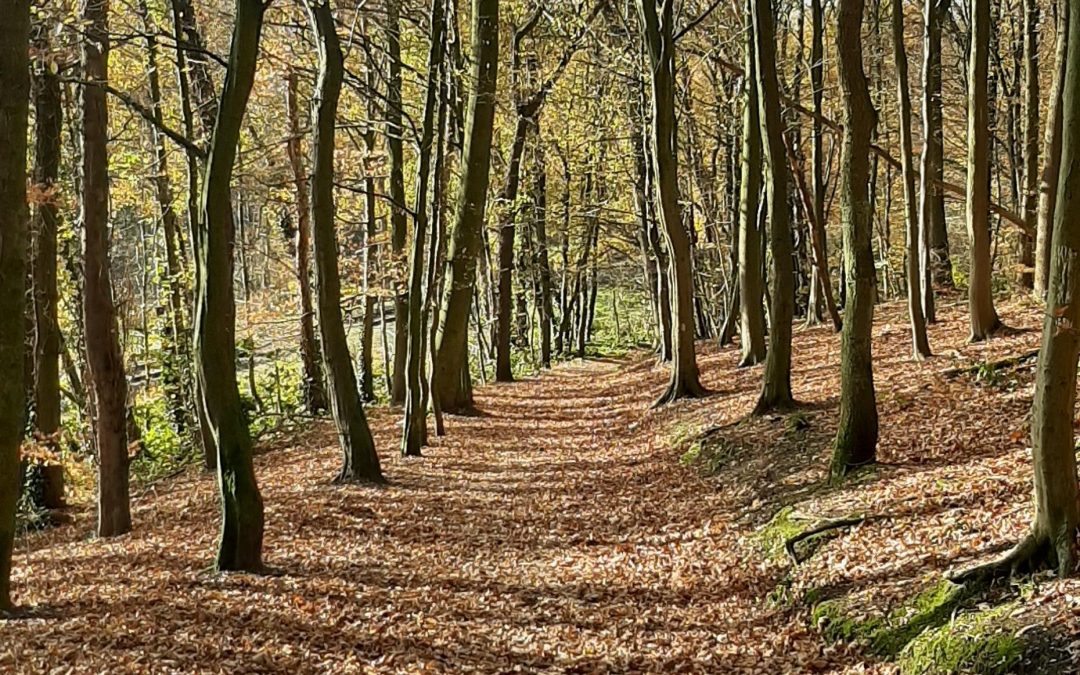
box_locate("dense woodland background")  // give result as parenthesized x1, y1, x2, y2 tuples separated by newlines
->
(3, 0, 1080, 669)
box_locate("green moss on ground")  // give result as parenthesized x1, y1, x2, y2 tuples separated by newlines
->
(897, 605, 1023, 674)
(755, 506, 805, 560)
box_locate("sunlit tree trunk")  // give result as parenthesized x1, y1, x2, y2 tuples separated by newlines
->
(891, 0, 931, 358)
(831, 0, 879, 481)
(639, 0, 704, 405)
(1035, 0, 1068, 297)
(433, 0, 498, 414)
(0, 0, 30, 612)
(967, 0, 1002, 340)
(82, 0, 131, 537)
(751, 0, 795, 413)
(196, 0, 266, 571)
(738, 5, 766, 368)
(306, 0, 384, 480)
(920, 0, 952, 314)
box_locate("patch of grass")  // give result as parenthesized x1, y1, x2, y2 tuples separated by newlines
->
(898, 605, 1024, 675)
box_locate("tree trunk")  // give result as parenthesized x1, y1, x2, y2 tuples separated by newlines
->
(1018, 0, 1039, 290)
(891, 0, 932, 358)
(285, 71, 327, 414)
(751, 0, 795, 413)
(808, 0, 828, 327)
(195, 0, 266, 571)
(31, 14, 64, 509)
(1035, 0, 1068, 297)
(433, 0, 498, 414)
(0, 0, 30, 612)
(402, 0, 445, 457)
(532, 125, 554, 369)
(920, 0, 953, 305)
(967, 0, 1002, 340)
(82, 0, 131, 537)
(831, 0, 879, 481)
(387, 0, 408, 406)
(495, 116, 530, 382)
(639, 0, 704, 405)
(306, 0, 384, 481)
(738, 8, 767, 367)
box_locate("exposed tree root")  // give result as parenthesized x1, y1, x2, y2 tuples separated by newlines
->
(946, 534, 1054, 585)
(784, 515, 877, 564)
(652, 378, 707, 408)
(940, 348, 1039, 379)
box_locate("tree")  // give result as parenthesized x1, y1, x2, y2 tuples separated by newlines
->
(831, 0, 879, 480)
(195, 0, 267, 572)
(956, 0, 1080, 579)
(306, 0, 384, 480)
(1035, 0, 1068, 296)
(751, 0, 795, 414)
(0, 0, 30, 612)
(966, 0, 1002, 340)
(387, 0, 409, 406)
(285, 70, 327, 414)
(639, 0, 705, 405)
(432, 0, 499, 414)
(738, 5, 766, 368)
(82, 0, 132, 537)
(1018, 0, 1039, 290)
(403, 0, 447, 456)
(891, 0, 931, 358)
(919, 0, 952, 316)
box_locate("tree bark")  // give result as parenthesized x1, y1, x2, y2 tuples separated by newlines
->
(82, 0, 132, 537)
(639, 0, 704, 405)
(919, 0, 952, 310)
(433, 0, 499, 414)
(0, 0, 30, 612)
(738, 8, 767, 367)
(387, 0, 408, 406)
(195, 0, 266, 571)
(306, 0, 384, 481)
(1018, 0, 1039, 290)
(831, 0, 879, 480)
(31, 13, 64, 508)
(967, 0, 1002, 341)
(891, 0, 932, 358)
(285, 71, 327, 414)
(1035, 0, 1068, 296)
(751, 0, 795, 413)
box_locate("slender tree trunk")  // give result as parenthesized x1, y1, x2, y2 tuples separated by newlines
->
(920, 0, 953, 304)
(387, 0, 408, 405)
(195, 0, 266, 572)
(285, 71, 327, 414)
(532, 124, 554, 369)
(433, 0, 498, 414)
(306, 0, 384, 481)
(82, 0, 131, 537)
(808, 0, 828, 327)
(739, 9, 767, 367)
(1035, 0, 1068, 296)
(639, 0, 704, 405)
(1018, 0, 1039, 290)
(403, 0, 446, 457)
(831, 0, 879, 481)
(967, 0, 1002, 340)
(31, 14, 64, 509)
(0, 0, 30, 612)
(495, 116, 530, 382)
(891, 0, 932, 358)
(751, 0, 795, 413)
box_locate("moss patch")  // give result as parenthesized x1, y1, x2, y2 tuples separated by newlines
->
(755, 506, 805, 560)
(898, 605, 1024, 674)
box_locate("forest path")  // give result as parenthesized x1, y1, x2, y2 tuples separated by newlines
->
(4, 348, 853, 673)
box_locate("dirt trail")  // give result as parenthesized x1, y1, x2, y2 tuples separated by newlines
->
(3, 350, 854, 673)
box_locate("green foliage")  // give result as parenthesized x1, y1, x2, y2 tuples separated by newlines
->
(130, 391, 197, 484)
(755, 506, 804, 560)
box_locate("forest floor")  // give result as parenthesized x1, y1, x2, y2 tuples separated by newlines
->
(4, 296, 1080, 673)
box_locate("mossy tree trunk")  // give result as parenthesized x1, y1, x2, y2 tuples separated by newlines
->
(890, 0, 931, 359)
(639, 0, 704, 405)
(751, 0, 795, 413)
(82, 0, 132, 537)
(830, 0, 879, 481)
(196, 0, 266, 571)
(0, 0, 30, 612)
(966, 0, 1002, 341)
(305, 0, 384, 479)
(738, 4, 766, 368)
(433, 0, 498, 414)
